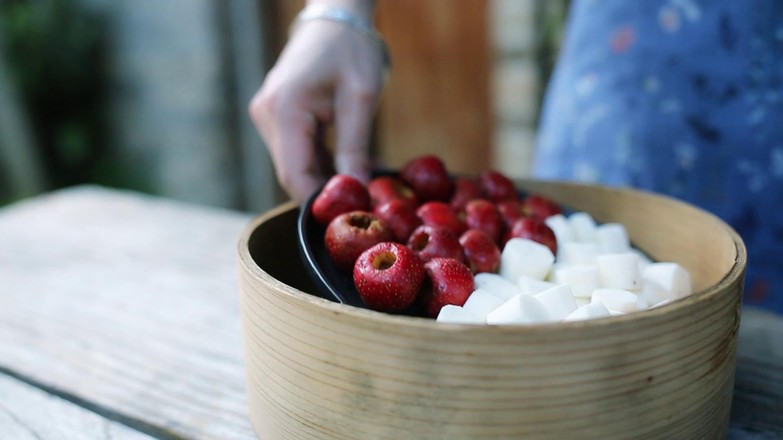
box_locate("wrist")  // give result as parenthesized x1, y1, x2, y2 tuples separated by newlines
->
(306, 0, 376, 22)
(293, 1, 390, 78)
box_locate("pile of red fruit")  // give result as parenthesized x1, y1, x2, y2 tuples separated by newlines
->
(310, 155, 563, 317)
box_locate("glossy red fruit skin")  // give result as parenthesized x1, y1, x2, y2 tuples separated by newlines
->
(324, 211, 393, 272)
(416, 201, 467, 237)
(311, 174, 370, 226)
(367, 176, 418, 209)
(523, 194, 563, 220)
(459, 229, 501, 274)
(496, 199, 526, 229)
(504, 217, 558, 255)
(422, 258, 475, 318)
(464, 199, 504, 244)
(478, 170, 518, 203)
(373, 199, 422, 243)
(400, 155, 454, 202)
(353, 242, 425, 312)
(449, 177, 483, 212)
(407, 225, 465, 263)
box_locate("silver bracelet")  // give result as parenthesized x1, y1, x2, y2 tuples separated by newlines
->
(291, 4, 391, 78)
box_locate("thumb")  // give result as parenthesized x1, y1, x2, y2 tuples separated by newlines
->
(333, 83, 378, 183)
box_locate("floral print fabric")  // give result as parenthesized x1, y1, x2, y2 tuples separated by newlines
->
(534, 0, 783, 313)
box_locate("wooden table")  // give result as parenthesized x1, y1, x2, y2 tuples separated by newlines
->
(0, 186, 780, 439)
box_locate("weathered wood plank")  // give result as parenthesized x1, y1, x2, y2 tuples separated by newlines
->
(0, 373, 154, 440)
(730, 306, 783, 437)
(0, 186, 255, 439)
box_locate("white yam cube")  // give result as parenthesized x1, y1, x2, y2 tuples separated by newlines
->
(517, 275, 557, 296)
(436, 305, 484, 324)
(462, 289, 504, 320)
(596, 253, 642, 290)
(487, 293, 551, 325)
(545, 214, 573, 245)
(473, 273, 520, 301)
(632, 248, 653, 272)
(575, 297, 590, 307)
(564, 302, 612, 321)
(569, 212, 597, 243)
(641, 279, 674, 305)
(596, 223, 630, 254)
(591, 288, 647, 313)
(552, 265, 600, 298)
(558, 242, 600, 265)
(499, 238, 555, 282)
(642, 263, 692, 299)
(650, 299, 672, 309)
(534, 285, 578, 320)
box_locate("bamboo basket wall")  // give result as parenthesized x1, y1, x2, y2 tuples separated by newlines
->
(237, 180, 746, 440)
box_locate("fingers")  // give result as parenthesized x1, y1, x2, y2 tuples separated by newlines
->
(249, 81, 325, 204)
(334, 82, 379, 184)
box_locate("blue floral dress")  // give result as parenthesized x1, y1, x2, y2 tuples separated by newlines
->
(534, 0, 783, 313)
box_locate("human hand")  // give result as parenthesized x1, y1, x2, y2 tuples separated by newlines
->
(249, 3, 386, 204)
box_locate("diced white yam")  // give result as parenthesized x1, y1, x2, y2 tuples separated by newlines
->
(545, 214, 573, 245)
(535, 285, 578, 321)
(517, 275, 557, 296)
(558, 242, 600, 265)
(569, 212, 597, 243)
(591, 288, 646, 313)
(596, 252, 642, 290)
(436, 305, 484, 324)
(650, 299, 672, 309)
(575, 297, 590, 307)
(473, 273, 520, 301)
(596, 223, 630, 254)
(564, 302, 612, 321)
(499, 238, 555, 282)
(487, 293, 551, 325)
(462, 289, 504, 320)
(642, 263, 692, 299)
(632, 248, 654, 272)
(552, 265, 599, 298)
(641, 279, 675, 305)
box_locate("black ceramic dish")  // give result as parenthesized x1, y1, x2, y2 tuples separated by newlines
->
(297, 189, 367, 308)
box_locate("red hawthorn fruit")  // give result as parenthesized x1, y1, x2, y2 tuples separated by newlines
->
(504, 217, 558, 255)
(373, 199, 422, 243)
(353, 242, 425, 312)
(416, 201, 467, 237)
(400, 155, 454, 202)
(421, 258, 475, 318)
(459, 229, 501, 274)
(311, 174, 370, 226)
(464, 199, 504, 244)
(449, 177, 483, 212)
(407, 225, 465, 263)
(367, 176, 418, 209)
(478, 170, 518, 203)
(324, 211, 393, 271)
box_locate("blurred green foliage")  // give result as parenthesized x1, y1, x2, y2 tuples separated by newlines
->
(0, 0, 122, 202)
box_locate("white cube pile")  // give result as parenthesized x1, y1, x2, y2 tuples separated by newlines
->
(437, 212, 693, 325)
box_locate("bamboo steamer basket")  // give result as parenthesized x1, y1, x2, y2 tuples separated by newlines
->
(237, 180, 746, 440)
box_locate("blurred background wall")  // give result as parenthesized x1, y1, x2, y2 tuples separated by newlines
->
(0, 0, 567, 213)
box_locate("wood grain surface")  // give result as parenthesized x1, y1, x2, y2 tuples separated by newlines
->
(0, 185, 780, 439)
(0, 187, 254, 439)
(0, 374, 154, 440)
